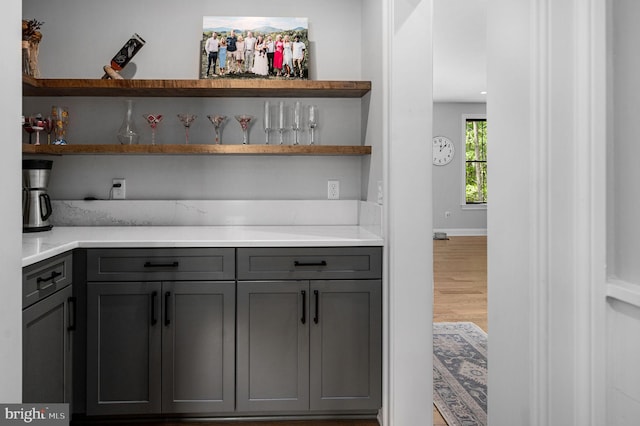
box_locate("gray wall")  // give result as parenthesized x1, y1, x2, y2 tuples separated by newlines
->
(23, 0, 382, 203)
(432, 102, 487, 233)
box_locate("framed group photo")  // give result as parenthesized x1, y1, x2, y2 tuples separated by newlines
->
(201, 16, 309, 79)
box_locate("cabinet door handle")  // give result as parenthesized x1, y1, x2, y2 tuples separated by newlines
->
(164, 291, 171, 326)
(151, 291, 158, 325)
(294, 260, 327, 267)
(301, 290, 306, 324)
(67, 296, 77, 331)
(37, 271, 62, 288)
(144, 261, 179, 268)
(313, 290, 319, 324)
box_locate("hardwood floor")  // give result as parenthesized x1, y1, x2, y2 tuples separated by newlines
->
(432, 236, 488, 425)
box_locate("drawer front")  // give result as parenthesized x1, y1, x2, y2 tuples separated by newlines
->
(23, 252, 73, 309)
(237, 247, 382, 280)
(87, 248, 235, 282)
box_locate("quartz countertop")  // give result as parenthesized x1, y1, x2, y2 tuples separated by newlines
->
(22, 226, 384, 267)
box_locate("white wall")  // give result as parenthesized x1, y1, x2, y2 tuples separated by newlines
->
(0, 0, 24, 402)
(22, 0, 382, 203)
(486, 0, 532, 423)
(432, 102, 487, 233)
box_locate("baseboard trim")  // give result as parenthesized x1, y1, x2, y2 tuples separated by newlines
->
(433, 228, 487, 237)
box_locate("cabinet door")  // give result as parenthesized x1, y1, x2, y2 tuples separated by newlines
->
(162, 281, 235, 413)
(23, 285, 74, 404)
(86, 282, 162, 415)
(309, 280, 382, 411)
(236, 281, 309, 412)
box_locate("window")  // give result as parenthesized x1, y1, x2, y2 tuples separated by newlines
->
(463, 115, 487, 205)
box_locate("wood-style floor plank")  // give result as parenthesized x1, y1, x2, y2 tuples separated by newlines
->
(432, 236, 487, 425)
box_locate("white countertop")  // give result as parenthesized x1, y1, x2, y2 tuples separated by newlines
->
(22, 226, 384, 267)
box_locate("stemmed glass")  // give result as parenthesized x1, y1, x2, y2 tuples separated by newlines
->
(143, 114, 163, 145)
(42, 116, 54, 145)
(32, 115, 45, 146)
(207, 115, 227, 144)
(177, 114, 197, 144)
(292, 101, 301, 145)
(23, 116, 35, 144)
(277, 101, 286, 145)
(263, 101, 272, 144)
(235, 115, 254, 145)
(308, 105, 318, 145)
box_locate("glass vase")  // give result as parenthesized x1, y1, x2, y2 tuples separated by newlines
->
(117, 99, 139, 145)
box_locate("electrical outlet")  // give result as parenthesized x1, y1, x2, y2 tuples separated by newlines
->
(112, 178, 126, 200)
(377, 181, 383, 205)
(328, 180, 340, 200)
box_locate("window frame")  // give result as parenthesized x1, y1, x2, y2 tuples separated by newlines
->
(460, 113, 487, 210)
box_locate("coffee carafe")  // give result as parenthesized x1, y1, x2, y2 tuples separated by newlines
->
(23, 159, 53, 232)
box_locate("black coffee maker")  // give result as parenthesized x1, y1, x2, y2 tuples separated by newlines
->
(23, 159, 53, 232)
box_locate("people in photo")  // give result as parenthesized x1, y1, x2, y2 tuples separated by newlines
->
(204, 32, 219, 76)
(292, 35, 306, 78)
(244, 31, 257, 72)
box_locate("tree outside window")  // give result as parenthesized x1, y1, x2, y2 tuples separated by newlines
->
(465, 118, 487, 204)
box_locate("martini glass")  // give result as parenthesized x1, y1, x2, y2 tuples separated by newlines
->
(207, 115, 227, 144)
(23, 116, 35, 144)
(32, 115, 45, 146)
(307, 105, 318, 145)
(234, 115, 254, 145)
(143, 114, 163, 145)
(177, 113, 197, 144)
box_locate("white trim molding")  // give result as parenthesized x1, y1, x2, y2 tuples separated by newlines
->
(433, 228, 487, 237)
(607, 279, 640, 310)
(528, 0, 608, 424)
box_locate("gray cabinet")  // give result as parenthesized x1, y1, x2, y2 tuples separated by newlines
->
(22, 252, 75, 404)
(309, 280, 382, 411)
(236, 247, 382, 414)
(236, 281, 310, 412)
(86, 248, 235, 416)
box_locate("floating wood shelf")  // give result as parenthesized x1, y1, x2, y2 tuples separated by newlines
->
(22, 75, 371, 98)
(22, 144, 372, 156)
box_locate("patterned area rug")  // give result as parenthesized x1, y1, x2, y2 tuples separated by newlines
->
(433, 322, 487, 426)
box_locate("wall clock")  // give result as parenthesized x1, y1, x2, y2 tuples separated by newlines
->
(432, 136, 455, 166)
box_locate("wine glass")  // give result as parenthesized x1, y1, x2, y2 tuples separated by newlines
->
(42, 116, 54, 145)
(143, 114, 163, 145)
(207, 115, 227, 144)
(177, 114, 197, 144)
(292, 101, 301, 145)
(235, 115, 254, 145)
(308, 105, 318, 145)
